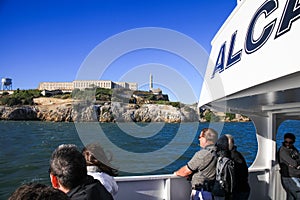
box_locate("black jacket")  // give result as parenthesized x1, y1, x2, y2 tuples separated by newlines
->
(231, 147, 250, 192)
(278, 145, 300, 178)
(67, 175, 114, 200)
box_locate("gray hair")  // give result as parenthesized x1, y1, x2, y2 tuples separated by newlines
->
(202, 128, 218, 144)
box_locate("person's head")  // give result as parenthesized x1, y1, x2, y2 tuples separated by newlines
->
(198, 128, 218, 147)
(9, 183, 69, 200)
(49, 144, 87, 193)
(283, 133, 296, 148)
(82, 143, 118, 177)
(215, 135, 232, 157)
(225, 134, 235, 151)
(216, 135, 229, 151)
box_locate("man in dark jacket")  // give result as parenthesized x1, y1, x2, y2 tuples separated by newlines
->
(278, 133, 300, 200)
(49, 144, 113, 200)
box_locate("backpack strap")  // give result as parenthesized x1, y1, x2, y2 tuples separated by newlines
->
(217, 157, 230, 172)
(216, 156, 235, 193)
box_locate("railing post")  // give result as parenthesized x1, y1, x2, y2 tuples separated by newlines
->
(164, 177, 171, 200)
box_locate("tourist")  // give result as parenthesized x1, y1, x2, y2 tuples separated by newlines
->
(278, 133, 300, 200)
(49, 144, 113, 200)
(82, 143, 119, 196)
(225, 134, 250, 200)
(8, 183, 69, 200)
(174, 128, 219, 200)
(213, 135, 234, 200)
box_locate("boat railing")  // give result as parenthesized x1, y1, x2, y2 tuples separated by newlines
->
(114, 165, 286, 200)
(247, 164, 286, 199)
(115, 174, 191, 200)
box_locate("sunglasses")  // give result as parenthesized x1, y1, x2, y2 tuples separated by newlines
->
(198, 134, 205, 139)
(284, 141, 294, 145)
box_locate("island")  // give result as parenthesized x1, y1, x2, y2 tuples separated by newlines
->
(0, 88, 250, 122)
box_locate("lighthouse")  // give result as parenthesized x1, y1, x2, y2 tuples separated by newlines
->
(149, 73, 153, 91)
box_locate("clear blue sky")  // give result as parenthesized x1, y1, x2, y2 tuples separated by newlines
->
(0, 0, 236, 103)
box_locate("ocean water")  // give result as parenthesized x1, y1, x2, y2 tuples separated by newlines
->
(1, 120, 299, 199)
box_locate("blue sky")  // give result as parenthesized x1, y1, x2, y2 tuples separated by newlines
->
(0, 0, 236, 103)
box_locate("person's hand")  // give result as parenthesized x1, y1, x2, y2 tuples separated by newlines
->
(296, 165, 300, 170)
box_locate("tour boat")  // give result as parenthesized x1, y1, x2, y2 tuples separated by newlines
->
(115, 0, 300, 199)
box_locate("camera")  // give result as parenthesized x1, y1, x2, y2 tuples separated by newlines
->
(290, 149, 299, 160)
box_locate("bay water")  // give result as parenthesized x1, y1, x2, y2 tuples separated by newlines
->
(1, 120, 300, 199)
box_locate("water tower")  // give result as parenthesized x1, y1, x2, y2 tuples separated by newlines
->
(1, 78, 12, 91)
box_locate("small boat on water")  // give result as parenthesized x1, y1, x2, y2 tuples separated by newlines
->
(115, 0, 300, 199)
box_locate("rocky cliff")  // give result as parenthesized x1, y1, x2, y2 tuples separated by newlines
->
(0, 97, 250, 122)
(0, 98, 199, 122)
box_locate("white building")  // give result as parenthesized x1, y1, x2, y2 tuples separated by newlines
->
(73, 80, 112, 90)
(38, 80, 138, 91)
(38, 82, 73, 92)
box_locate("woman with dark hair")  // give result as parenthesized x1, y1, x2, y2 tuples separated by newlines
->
(225, 134, 250, 200)
(213, 134, 250, 200)
(82, 143, 118, 196)
(214, 135, 234, 200)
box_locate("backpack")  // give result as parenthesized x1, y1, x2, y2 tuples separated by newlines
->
(212, 156, 235, 197)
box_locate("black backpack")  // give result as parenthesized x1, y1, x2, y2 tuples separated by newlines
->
(212, 156, 235, 197)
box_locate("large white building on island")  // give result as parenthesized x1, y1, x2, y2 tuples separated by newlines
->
(38, 80, 138, 92)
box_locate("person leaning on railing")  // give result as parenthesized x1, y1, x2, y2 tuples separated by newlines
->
(174, 128, 219, 200)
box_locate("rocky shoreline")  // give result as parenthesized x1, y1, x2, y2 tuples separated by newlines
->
(0, 98, 199, 122)
(0, 97, 250, 122)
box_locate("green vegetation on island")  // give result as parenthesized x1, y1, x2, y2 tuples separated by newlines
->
(0, 88, 250, 122)
(0, 89, 42, 106)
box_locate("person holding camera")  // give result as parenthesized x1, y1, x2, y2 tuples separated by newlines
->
(278, 133, 300, 200)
